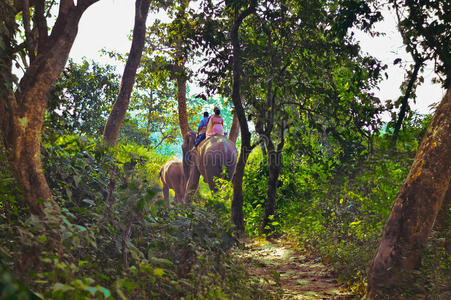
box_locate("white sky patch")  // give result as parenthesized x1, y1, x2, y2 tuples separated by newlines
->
(353, 8, 445, 116)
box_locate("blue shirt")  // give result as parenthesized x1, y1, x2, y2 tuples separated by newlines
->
(197, 117, 209, 131)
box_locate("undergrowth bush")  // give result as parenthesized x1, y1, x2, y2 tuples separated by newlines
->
(0, 135, 263, 299)
(242, 114, 449, 297)
(242, 150, 268, 237)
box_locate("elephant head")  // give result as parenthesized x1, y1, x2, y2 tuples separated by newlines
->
(182, 130, 238, 202)
(159, 158, 186, 204)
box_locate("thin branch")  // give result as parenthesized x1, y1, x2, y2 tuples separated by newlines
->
(152, 134, 169, 149)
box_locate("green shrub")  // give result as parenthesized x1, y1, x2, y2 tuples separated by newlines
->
(0, 135, 263, 299)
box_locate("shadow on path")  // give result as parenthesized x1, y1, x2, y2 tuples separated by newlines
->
(234, 238, 356, 299)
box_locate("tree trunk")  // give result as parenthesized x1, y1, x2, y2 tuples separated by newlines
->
(261, 117, 285, 234)
(175, 64, 190, 138)
(0, 0, 99, 215)
(174, 1, 190, 139)
(231, 145, 252, 232)
(103, 0, 150, 146)
(262, 132, 284, 234)
(392, 58, 423, 146)
(433, 182, 450, 253)
(367, 87, 451, 298)
(262, 141, 278, 232)
(228, 111, 240, 144)
(230, 1, 257, 232)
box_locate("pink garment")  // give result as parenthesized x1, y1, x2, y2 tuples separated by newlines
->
(206, 115, 224, 138)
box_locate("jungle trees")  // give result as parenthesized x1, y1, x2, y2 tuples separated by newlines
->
(0, 0, 99, 215)
(367, 87, 451, 298)
(235, 0, 384, 232)
(365, 0, 451, 296)
(389, 0, 449, 145)
(103, 0, 151, 146)
(47, 59, 120, 137)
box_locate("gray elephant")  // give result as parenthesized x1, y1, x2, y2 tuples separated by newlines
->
(182, 131, 238, 202)
(159, 158, 186, 204)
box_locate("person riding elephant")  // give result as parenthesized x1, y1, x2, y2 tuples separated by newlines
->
(194, 111, 209, 147)
(182, 130, 237, 202)
(159, 158, 186, 204)
(206, 107, 224, 138)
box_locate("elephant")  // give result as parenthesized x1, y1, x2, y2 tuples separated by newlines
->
(182, 131, 238, 202)
(159, 158, 186, 204)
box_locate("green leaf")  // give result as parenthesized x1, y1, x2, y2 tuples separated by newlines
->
(97, 286, 111, 298)
(153, 268, 165, 277)
(52, 282, 74, 293)
(85, 286, 98, 296)
(149, 257, 174, 268)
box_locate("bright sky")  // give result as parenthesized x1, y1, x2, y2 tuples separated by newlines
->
(70, 0, 445, 116)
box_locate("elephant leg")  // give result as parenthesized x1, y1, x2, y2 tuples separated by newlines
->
(174, 192, 180, 204)
(184, 168, 200, 203)
(163, 184, 169, 201)
(206, 166, 222, 192)
(174, 189, 183, 204)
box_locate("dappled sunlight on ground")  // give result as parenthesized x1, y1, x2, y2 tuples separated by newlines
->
(235, 238, 355, 299)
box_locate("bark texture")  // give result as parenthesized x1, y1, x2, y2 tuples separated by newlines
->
(175, 64, 190, 138)
(228, 111, 240, 144)
(262, 127, 285, 233)
(367, 87, 451, 298)
(230, 1, 257, 232)
(0, 0, 99, 215)
(103, 0, 150, 146)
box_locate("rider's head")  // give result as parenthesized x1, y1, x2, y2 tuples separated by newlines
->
(214, 107, 220, 115)
(203, 111, 209, 118)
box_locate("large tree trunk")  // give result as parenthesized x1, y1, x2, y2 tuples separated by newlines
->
(230, 1, 257, 232)
(0, 0, 99, 215)
(367, 87, 451, 298)
(434, 183, 450, 254)
(103, 0, 150, 146)
(228, 111, 240, 144)
(434, 183, 450, 232)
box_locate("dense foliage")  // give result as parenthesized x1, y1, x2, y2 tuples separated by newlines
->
(0, 0, 449, 298)
(242, 113, 449, 296)
(0, 136, 263, 299)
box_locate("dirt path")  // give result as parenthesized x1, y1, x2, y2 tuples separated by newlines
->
(235, 238, 355, 299)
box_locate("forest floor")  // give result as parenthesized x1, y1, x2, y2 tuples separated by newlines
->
(235, 238, 356, 299)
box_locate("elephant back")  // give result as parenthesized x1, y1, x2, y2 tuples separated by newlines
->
(197, 135, 238, 178)
(160, 158, 184, 186)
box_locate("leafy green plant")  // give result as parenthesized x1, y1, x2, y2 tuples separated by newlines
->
(1, 136, 263, 299)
